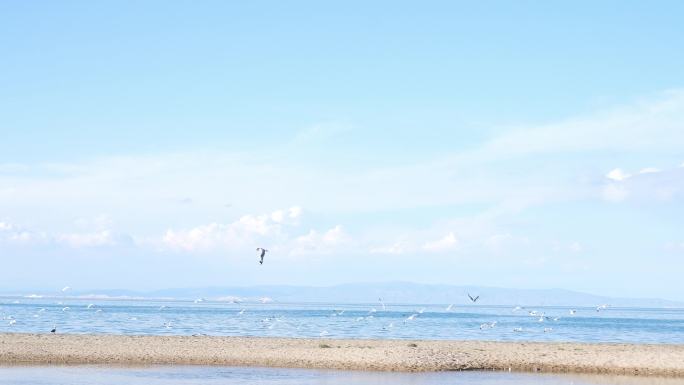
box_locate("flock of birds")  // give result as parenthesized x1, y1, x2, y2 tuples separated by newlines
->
(0, 249, 615, 337)
(1, 288, 613, 339)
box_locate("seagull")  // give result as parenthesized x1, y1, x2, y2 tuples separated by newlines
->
(569, 309, 577, 315)
(446, 304, 454, 312)
(86, 304, 94, 309)
(159, 305, 167, 310)
(238, 309, 246, 315)
(62, 307, 70, 312)
(61, 286, 71, 293)
(319, 330, 329, 337)
(596, 304, 608, 312)
(8, 320, 16, 326)
(480, 321, 496, 330)
(50, 326, 56, 333)
(405, 313, 418, 321)
(468, 293, 480, 303)
(544, 327, 553, 333)
(256, 247, 268, 265)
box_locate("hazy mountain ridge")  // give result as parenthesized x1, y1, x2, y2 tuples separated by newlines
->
(7, 282, 682, 308)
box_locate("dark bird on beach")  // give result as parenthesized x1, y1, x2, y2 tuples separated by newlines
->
(468, 293, 480, 303)
(50, 326, 56, 333)
(256, 248, 268, 265)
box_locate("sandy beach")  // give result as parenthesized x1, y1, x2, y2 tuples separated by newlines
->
(0, 333, 683, 377)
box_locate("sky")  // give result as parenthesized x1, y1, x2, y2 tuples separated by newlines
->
(1, 1, 684, 300)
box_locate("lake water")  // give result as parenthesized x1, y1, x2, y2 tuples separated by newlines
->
(1, 297, 683, 344)
(1, 366, 683, 385)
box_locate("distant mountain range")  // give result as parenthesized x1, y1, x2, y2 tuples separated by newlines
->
(7, 282, 683, 308)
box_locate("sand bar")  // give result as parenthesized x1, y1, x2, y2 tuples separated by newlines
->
(1, 333, 683, 377)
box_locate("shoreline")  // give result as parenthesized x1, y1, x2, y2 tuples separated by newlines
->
(1, 333, 683, 377)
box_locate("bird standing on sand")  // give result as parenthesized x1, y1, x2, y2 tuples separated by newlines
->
(256, 247, 268, 265)
(468, 293, 480, 303)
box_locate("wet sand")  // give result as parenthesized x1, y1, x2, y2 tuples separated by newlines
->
(1, 333, 683, 377)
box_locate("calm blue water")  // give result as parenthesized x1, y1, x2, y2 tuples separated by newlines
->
(1, 366, 682, 385)
(1, 297, 683, 344)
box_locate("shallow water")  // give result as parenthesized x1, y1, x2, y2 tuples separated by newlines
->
(1, 366, 683, 385)
(1, 297, 684, 344)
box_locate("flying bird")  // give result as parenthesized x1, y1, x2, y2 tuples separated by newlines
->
(468, 293, 480, 303)
(256, 248, 268, 265)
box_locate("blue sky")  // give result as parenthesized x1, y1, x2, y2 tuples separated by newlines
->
(1, 1, 684, 300)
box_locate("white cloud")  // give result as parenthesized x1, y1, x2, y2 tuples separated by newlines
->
(162, 206, 303, 252)
(606, 168, 631, 182)
(423, 233, 459, 252)
(0, 222, 15, 231)
(289, 225, 350, 256)
(56, 230, 117, 248)
(0, 221, 43, 244)
(73, 215, 113, 230)
(270, 210, 285, 223)
(465, 90, 684, 160)
(638, 167, 661, 175)
(600, 164, 684, 204)
(370, 242, 409, 255)
(289, 206, 303, 219)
